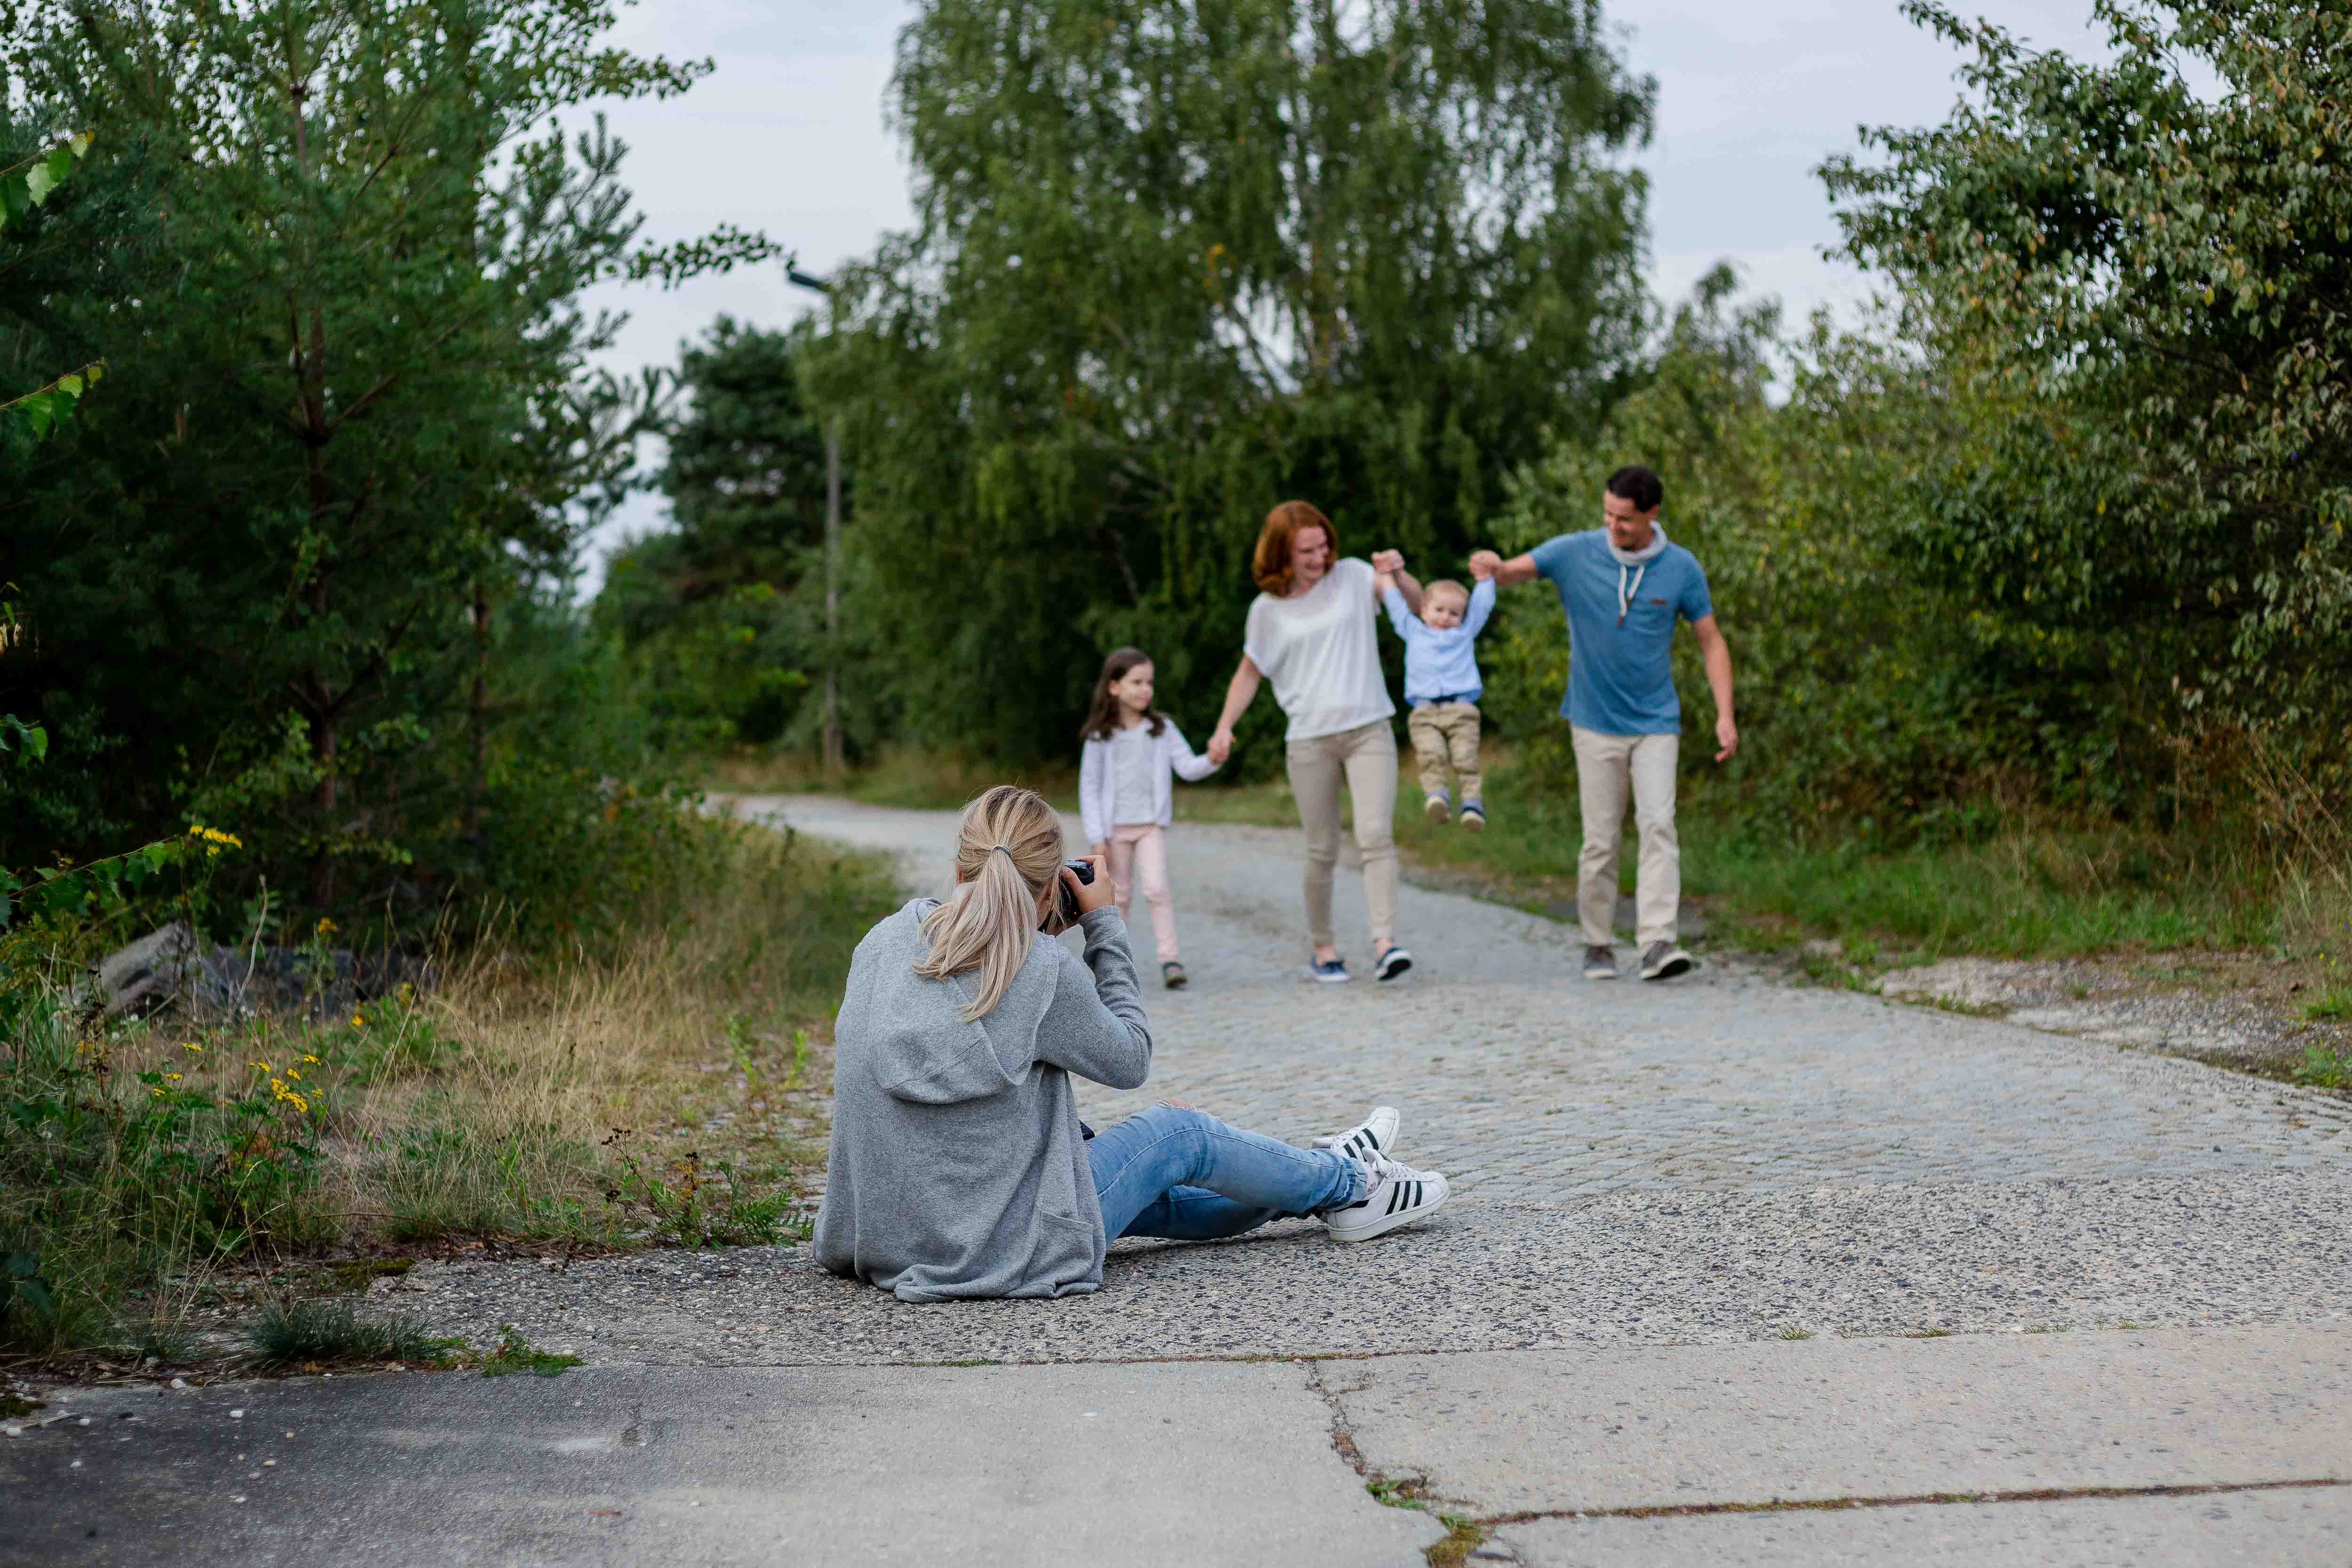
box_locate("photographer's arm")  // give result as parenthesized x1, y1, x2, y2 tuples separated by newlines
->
(1035, 867, 1151, 1090)
(1207, 654, 1262, 765)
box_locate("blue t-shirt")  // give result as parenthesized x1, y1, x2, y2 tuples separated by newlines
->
(1529, 528, 1713, 735)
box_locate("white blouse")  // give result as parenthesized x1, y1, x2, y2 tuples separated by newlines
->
(1241, 557, 1396, 742)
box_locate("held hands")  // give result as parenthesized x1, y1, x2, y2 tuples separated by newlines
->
(1715, 714, 1740, 763)
(1207, 727, 1234, 765)
(1467, 549, 1502, 581)
(1369, 548, 1406, 575)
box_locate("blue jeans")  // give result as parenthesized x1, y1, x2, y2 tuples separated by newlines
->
(1086, 1103, 1366, 1242)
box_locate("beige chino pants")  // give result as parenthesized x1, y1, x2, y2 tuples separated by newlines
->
(1406, 701, 1483, 804)
(1571, 725, 1680, 949)
(1285, 719, 1399, 951)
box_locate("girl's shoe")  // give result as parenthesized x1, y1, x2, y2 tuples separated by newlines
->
(1323, 1154, 1449, 1242)
(1161, 961, 1188, 990)
(1423, 792, 1452, 824)
(1313, 1106, 1402, 1164)
(1460, 800, 1485, 832)
(1309, 956, 1351, 984)
(1373, 945, 1413, 982)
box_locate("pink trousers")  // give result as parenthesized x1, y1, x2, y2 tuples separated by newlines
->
(1106, 823, 1181, 963)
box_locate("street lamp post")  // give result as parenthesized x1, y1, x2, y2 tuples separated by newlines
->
(787, 265, 843, 779)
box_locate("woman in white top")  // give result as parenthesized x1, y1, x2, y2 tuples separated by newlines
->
(1078, 646, 1220, 988)
(1207, 501, 1427, 983)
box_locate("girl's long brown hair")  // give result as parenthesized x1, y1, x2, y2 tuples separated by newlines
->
(1079, 646, 1168, 742)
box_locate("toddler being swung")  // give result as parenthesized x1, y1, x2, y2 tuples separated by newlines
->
(1377, 559, 1496, 828)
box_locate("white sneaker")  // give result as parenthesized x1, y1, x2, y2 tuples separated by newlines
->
(1312, 1105, 1401, 1165)
(1323, 1154, 1449, 1242)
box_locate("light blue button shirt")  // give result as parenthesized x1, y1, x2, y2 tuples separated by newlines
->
(1381, 578, 1494, 705)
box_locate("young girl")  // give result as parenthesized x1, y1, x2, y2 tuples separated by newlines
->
(812, 784, 1448, 1301)
(1078, 647, 1221, 989)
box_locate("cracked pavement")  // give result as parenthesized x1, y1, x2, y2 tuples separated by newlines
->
(7, 796, 2348, 1567)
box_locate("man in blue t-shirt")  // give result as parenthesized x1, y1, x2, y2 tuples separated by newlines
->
(1471, 464, 1737, 983)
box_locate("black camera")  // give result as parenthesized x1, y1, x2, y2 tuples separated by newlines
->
(1044, 858, 1097, 931)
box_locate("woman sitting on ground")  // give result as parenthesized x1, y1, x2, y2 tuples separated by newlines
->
(814, 784, 1448, 1302)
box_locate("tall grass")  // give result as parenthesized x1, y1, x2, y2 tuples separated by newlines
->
(702, 744, 1079, 812)
(0, 808, 900, 1361)
(1170, 744, 2343, 962)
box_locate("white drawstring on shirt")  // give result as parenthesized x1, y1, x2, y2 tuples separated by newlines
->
(1608, 521, 1669, 626)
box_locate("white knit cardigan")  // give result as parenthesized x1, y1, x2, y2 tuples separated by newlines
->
(1078, 719, 1221, 845)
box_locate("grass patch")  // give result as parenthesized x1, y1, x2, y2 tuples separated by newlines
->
(1, 807, 901, 1362)
(481, 1324, 583, 1377)
(2301, 987, 2352, 1022)
(2290, 1045, 2349, 1091)
(245, 1298, 457, 1369)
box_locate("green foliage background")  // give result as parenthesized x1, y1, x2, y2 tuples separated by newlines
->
(0, 0, 773, 939)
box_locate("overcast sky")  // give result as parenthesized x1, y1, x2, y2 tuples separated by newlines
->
(569, 1, 2121, 589)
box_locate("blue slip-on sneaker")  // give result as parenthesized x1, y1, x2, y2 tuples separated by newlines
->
(1459, 800, 1485, 832)
(1373, 946, 1413, 982)
(1309, 956, 1351, 984)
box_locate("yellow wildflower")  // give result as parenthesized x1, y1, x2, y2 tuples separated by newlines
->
(351, 1012, 366, 1029)
(164, 1072, 182, 1082)
(181, 1042, 204, 1053)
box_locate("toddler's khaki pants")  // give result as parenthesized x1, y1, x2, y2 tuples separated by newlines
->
(1406, 701, 1483, 804)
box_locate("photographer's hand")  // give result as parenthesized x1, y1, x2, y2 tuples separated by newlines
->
(1063, 856, 1115, 917)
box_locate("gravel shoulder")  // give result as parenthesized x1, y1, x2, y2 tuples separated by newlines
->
(377, 795, 2351, 1368)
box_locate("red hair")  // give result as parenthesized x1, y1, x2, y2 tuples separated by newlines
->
(1252, 501, 1337, 597)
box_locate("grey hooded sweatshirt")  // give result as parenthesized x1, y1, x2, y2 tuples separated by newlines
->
(813, 898, 1152, 1302)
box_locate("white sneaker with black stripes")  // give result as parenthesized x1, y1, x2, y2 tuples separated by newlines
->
(1311, 1105, 1400, 1166)
(1323, 1154, 1449, 1242)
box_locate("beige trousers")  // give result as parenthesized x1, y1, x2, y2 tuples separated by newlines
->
(1571, 725, 1680, 948)
(1406, 701, 1483, 804)
(1285, 719, 1399, 950)
(1105, 822, 1179, 963)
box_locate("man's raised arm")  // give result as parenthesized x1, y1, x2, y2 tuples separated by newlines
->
(1468, 549, 1539, 587)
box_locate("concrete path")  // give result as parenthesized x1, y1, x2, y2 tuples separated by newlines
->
(8, 795, 2348, 1566)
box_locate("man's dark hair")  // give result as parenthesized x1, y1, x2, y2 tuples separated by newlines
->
(1604, 464, 1664, 513)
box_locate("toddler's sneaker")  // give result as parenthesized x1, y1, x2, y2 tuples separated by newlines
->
(1161, 961, 1188, 990)
(1309, 956, 1351, 984)
(1582, 944, 1618, 980)
(1460, 800, 1485, 832)
(1323, 1154, 1449, 1242)
(1423, 792, 1451, 825)
(1312, 1105, 1401, 1164)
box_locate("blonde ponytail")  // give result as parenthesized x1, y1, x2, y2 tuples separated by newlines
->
(914, 784, 1067, 1020)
